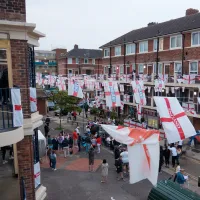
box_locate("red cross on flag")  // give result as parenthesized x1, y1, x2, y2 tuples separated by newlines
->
(124, 119, 130, 127)
(30, 87, 37, 113)
(68, 79, 84, 99)
(154, 79, 165, 92)
(183, 74, 196, 84)
(11, 88, 23, 127)
(101, 125, 160, 185)
(182, 102, 196, 116)
(104, 81, 121, 108)
(158, 73, 168, 83)
(131, 80, 146, 105)
(154, 97, 196, 143)
(136, 104, 142, 121)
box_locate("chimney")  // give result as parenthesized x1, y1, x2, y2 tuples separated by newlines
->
(74, 44, 78, 49)
(186, 8, 199, 16)
(147, 22, 157, 27)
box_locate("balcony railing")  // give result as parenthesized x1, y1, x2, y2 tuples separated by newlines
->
(0, 88, 13, 130)
(35, 61, 57, 66)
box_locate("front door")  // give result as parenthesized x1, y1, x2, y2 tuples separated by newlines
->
(148, 65, 153, 75)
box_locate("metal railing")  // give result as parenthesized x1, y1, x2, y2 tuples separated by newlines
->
(0, 88, 13, 130)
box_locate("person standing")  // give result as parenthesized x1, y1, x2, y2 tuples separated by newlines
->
(101, 159, 109, 183)
(47, 135, 53, 149)
(47, 148, 52, 168)
(88, 145, 95, 172)
(75, 126, 80, 134)
(163, 145, 170, 168)
(50, 150, 57, 171)
(52, 136, 58, 151)
(168, 144, 178, 168)
(44, 124, 50, 138)
(96, 136, 101, 154)
(45, 116, 51, 126)
(91, 136, 97, 149)
(77, 133, 82, 152)
(57, 133, 64, 151)
(120, 149, 129, 174)
(73, 130, 78, 148)
(159, 146, 164, 173)
(177, 140, 183, 150)
(62, 135, 69, 157)
(1, 146, 8, 164)
(115, 156, 124, 181)
(73, 111, 77, 121)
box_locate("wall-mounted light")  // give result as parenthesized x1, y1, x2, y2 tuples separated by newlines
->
(162, 89, 165, 92)
(194, 91, 197, 95)
(143, 65, 146, 69)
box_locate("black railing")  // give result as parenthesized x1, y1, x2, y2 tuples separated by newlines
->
(0, 88, 13, 130)
(28, 46, 36, 88)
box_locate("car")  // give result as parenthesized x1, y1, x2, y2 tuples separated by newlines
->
(54, 108, 68, 116)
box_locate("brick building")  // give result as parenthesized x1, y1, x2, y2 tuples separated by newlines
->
(0, 1, 46, 200)
(57, 44, 102, 76)
(99, 8, 200, 130)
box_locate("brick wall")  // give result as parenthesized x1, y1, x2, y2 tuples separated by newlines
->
(17, 135, 35, 200)
(57, 58, 67, 75)
(0, 0, 26, 22)
(10, 40, 31, 118)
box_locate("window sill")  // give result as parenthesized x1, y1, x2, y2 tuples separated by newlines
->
(191, 44, 200, 47)
(138, 51, 148, 54)
(170, 47, 182, 50)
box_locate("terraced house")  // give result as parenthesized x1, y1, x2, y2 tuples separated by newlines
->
(100, 8, 200, 131)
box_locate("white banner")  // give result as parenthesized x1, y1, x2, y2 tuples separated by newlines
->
(154, 97, 196, 143)
(34, 162, 41, 188)
(30, 87, 37, 112)
(11, 88, 23, 127)
(68, 79, 84, 99)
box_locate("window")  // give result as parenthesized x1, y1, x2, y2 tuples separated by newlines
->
(153, 38, 163, 51)
(112, 66, 116, 73)
(92, 59, 95, 65)
(139, 41, 148, 53)
(153, 63, 162, 73)
(104, 48, 110, 57)
(174, 63, 182, 74)
(138, 64, 144, 74)
(104, 66, 108, 74)
(170, 35, 182, 49)
(126, 44, 135, 55)
(192, 32, 200, 46)
(190, 62, 198, 74)
(68, 69, 72, 74)
(115, 46, 121, 56)
(120, 66, 124, 74)
(76, 58, 79, 64)
(68, 58, 72, 64)
(84, 58, 88, 64)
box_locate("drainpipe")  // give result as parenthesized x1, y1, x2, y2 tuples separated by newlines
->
(156, 37, 160, 77)
(124, 38, 126, 76)
(181, 33, 185, 76)
(109, 42, 112, 77)
(133, 41, 137, 80)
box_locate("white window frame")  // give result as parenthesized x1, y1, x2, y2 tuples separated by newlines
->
(120, 65, 124, 74)
(114, 46, 121, 56)
(92, 59, 95, 65)
(112, 66, 116, 73)
(84, 58, 88, 64)
(76, 58, 79, 64)
(126, 43, 135, 55)
(191, 32, 200, 47)
(139, 41, 148, 53)
(174, 62, 182, 74)
(189, 61, 198, 74)
(170, 35, 182, 49)
(68, 58, 72, 64)
(104, 48, 110, 57)
(153, 38, 164, 52)
(138, 64, 144, 74)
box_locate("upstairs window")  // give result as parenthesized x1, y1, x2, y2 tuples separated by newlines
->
(138, 64, 144, 74)
(174, 63, 182, 74)
(170, 35, 182, 49)
(92, 59, 95, 65)
(189, 61, 198, 74)
(76, 58, 79, 64)
(153, 38, 163, 51)
(84, 58, 88, 64)
(112, 66, 116, 73)
(192, 32, 200, 46)
(104, 48, 110, 57)
(120, 66, 124, 74)
(68, 58, 72, 64)
(126, 44, 135, 55)
(139, 41, 148, 53)
(115, 46, 121, 56)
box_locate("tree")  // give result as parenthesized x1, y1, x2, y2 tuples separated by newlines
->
(49, 91, 80, 128)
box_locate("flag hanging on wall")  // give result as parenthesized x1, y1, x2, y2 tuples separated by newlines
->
(68, 79, 84, 99)
(101, 125, 160, 186)
(30, 87, 37, 112)
(154, 97, 196, 143)
(11, 88, 23, 127)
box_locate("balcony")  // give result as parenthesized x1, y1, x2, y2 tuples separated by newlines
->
(0, 88, 24, 147)
(35, 61, 57, 66)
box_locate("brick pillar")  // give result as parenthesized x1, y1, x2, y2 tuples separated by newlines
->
(17, 136, 35, 200)
(0, 0, 26, 22)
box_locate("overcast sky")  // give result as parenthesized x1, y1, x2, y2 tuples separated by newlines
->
(26, 0, 199, 51)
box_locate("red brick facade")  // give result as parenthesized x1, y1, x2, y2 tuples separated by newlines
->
(0, 0, 26, 22)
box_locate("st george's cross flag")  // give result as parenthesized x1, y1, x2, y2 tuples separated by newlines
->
(68, 79, 84, 99)
(154, 97, 196, 144)
(11, 88, 23, 127)
(104, 81, 121, 108)
(131, 80, 146, 105)
(101, 125, 160, 185)
(30, 87, 37, 112)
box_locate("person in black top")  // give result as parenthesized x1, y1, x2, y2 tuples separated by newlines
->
(45, 116, 50, 126)
(52, 137, 58, 151)
(77, 133, 82, 152)
(114, 146, 121, 160)
(115, 156, 124, 181)
(62, 136, 69, 157)
(163, 145, 170, 168)
(159, 146, 164, 172)
(44, 124, 50, 138)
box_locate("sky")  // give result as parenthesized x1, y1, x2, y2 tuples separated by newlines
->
(26, 0, 199, 51)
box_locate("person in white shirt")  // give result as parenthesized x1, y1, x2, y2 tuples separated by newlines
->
(178, 140, 183, 150)
(168, 144, 178, 168)
(75, 126, 80, 134)
(120, 150, 129, 173)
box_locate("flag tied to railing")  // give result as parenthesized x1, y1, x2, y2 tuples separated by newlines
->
(68, 79, 84, 99)
(101, 125, 160, 185)
(154, 97, 196, 143)
(131, 80, 146, 105)
(136, 104, 142, 121)
(154, 79, 165, 92)
(30, 87, 37, 112)
(11, 88, 23, 127)
(183, 74, 196, 84)
(104, 81, 121, 108)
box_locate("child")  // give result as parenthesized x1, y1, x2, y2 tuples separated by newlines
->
(101, 159, 109, 183)
(50, 150, 57, 171)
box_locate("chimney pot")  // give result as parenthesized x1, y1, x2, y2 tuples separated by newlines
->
(74, 44, 78, 49)
(186, 8, 199, 16)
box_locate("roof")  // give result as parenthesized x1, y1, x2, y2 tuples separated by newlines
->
(35, 50, 56, 54)
(100, 12, 200, 48)
(67, 48, 102, 58)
